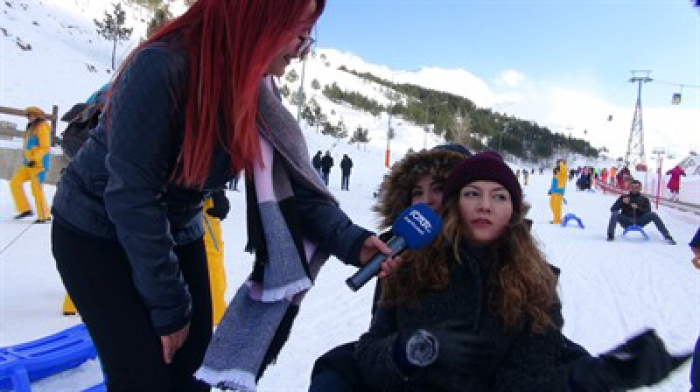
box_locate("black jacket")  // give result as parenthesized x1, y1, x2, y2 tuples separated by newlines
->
(321, 155, 334, 173)
(610, 192, 651, 219)
(312, 153, 322, 169)
(341, 156, 353, 174)
(355, 248, 590, 392)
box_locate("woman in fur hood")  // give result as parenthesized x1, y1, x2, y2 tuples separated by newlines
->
(309, 144, 471, 392)
(374, 146, 471, 233)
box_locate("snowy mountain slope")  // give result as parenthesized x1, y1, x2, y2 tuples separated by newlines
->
(3, 0, 699, 166)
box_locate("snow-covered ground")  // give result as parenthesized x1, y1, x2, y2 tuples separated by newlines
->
(1, 148, 699, 391)
(1, 0, 699, 390)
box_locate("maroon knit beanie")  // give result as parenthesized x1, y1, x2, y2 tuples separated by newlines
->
(442, 151, 522, 213)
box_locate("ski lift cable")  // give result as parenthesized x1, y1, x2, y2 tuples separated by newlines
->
(654, 80, 700, 89)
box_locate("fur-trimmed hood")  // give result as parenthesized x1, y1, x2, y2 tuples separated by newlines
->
(373, 149, 466, 230)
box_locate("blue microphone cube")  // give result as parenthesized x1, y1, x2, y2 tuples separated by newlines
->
(392, 203, 443, 249)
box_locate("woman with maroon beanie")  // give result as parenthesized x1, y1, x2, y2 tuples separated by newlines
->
(355, 151, 689, 391)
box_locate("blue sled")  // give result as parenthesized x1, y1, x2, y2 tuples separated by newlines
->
(0, 324, 100, 392)
(622, 225, 649, 240)
(561, 213, 585, 229)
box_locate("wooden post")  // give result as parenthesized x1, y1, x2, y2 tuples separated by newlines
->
(0, 105, 58, 142)
(655, 156, 663, 210)
(51, 105, 59, 146)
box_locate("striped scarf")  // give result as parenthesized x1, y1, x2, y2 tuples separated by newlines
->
(195, 78, 335, 391)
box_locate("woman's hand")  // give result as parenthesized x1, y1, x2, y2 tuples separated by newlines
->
(160, 323, 190, 364)
(359, 235, 403, 278)
(569, 329, 691, 391)
(379, 255, 403, 278)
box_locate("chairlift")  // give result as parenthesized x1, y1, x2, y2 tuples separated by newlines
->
(671, 85, 683, 105)
(672, 93, 682, 105)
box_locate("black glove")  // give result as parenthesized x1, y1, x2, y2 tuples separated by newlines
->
(403, 322, 494, 373)
(206, 189, 230, 220)
(27, 160, 36, 168)
(569, 329, 691, 391)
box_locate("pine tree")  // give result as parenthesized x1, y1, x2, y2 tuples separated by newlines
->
(94, 3, 133, 70)
(311, 78, 321, 90)
(279, 84, 291, 98)
(285, 69, 299, 83)
(301, 98, 324, 127)
(350, 126, 370, 150)
(146, 6, 172, 38)
(291, 90, 306, 106)
(128, 0, 164, 11)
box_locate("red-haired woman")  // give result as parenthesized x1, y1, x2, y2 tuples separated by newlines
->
(51, 1, 390, 390)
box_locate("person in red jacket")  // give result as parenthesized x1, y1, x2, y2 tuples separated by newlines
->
(665, 165, 686, 202)
(601, 167, 609, 185)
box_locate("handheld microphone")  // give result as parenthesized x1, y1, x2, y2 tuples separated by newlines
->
(346, 203, 442, 291)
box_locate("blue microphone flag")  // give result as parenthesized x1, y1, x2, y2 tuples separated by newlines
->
(346, 203, 442, 291)
(392, 203, 443, 249)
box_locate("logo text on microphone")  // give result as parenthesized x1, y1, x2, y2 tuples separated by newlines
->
(405, 210, 433, 236)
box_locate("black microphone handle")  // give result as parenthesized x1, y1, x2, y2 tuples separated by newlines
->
(346, 236, 406, 292)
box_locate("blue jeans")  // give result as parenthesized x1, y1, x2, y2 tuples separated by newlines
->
(228, 176, 239, 191)
(607, 211, 671, 238)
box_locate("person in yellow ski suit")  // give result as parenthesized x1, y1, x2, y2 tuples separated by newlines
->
(549, 159, 568, 224)
(202, 189, 229, 325)
(10, 106, 51, 223)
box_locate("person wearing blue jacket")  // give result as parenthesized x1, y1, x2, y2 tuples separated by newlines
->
(10, 106, 51, 223)
(549, 159, 567, 224)
(50, 1, 390, 390)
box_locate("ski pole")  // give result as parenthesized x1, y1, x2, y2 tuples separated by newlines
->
(0, 222, 34, 256)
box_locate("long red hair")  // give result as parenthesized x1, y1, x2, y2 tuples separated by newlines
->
(111, 0, 325, 187)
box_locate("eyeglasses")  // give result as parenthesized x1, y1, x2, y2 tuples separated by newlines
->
(296, 35, 315, 57)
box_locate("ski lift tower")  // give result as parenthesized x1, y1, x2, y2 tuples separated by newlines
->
(624, 70, 653, 169)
